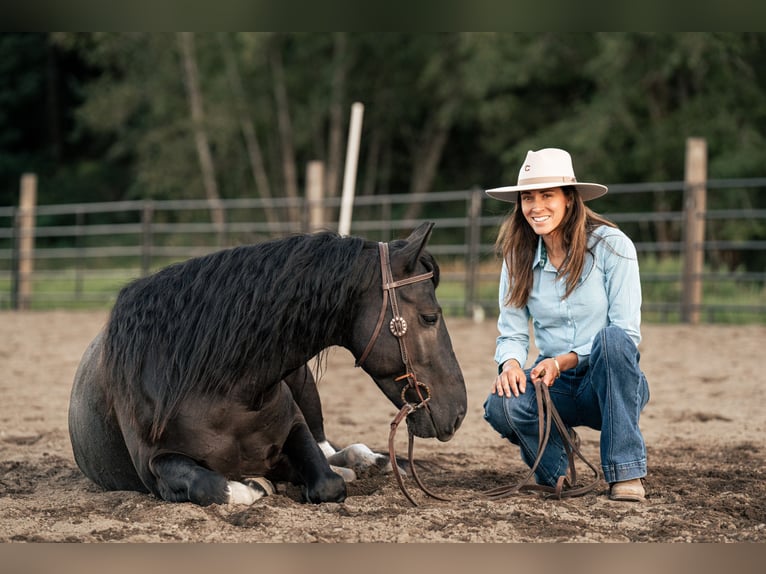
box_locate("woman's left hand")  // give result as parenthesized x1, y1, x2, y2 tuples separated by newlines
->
(530, 358, 559, 387)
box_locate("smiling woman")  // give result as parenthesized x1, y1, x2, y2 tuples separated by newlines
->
(518, 187, 570, 266)
(483, 148, 650, 502)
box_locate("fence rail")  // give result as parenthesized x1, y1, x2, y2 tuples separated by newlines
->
(1, 178, 765, 323)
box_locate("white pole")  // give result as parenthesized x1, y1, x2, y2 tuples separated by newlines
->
(338, 102, 364, 236)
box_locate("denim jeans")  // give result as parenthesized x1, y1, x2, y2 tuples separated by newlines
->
(483, 325, 650, 486)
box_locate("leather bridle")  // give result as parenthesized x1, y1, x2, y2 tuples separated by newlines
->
(355, 242, 446, 506)
(355, 242, 433, 378)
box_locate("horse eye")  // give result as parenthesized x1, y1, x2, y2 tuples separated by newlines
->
(420, 313, 439, 326)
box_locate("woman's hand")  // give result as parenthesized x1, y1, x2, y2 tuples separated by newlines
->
(492, 360, 527, 398)
(530, 357, 560, 388)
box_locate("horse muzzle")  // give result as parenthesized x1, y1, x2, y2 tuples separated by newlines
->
(403, 397, 465, 442)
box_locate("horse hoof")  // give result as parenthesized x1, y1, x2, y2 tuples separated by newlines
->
(330, 465, 357, 482)
(380, 459, 409, 477)
(326, 443, 408, 476)
(226, 477, 275, 505)
(303, 473, 347, 504)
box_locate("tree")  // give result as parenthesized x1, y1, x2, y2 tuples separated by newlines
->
(218, 32, 278, 230)
(12, 31, 763, 271)
(178, 32, 225, 242)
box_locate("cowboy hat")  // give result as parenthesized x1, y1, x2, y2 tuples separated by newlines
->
(485, 148, 608, 202)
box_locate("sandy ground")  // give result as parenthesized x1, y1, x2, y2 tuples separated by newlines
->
(0, 310, 764, 543)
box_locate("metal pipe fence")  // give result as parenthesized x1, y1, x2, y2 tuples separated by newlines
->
(1, 179, 764, 323)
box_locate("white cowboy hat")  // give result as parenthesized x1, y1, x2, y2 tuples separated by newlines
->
(485, 148, 608, 202)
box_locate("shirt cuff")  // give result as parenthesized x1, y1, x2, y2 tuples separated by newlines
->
(497, 357, 523, 375)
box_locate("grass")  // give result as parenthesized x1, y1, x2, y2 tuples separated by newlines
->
(0, 269, 136, 311)
(437, 256, 766, 324)
(638, 254, 766, 324)
(1, 256, 764, 324)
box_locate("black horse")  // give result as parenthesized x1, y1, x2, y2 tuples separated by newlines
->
(68, 222, 467, 506)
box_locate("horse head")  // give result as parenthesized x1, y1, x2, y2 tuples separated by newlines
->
(348, 222, 467, 442)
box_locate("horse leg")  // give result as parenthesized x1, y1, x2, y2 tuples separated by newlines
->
(68, 332, 147, 492)
(145, 381, 343, 505)
(281, 420, 347, 503)
(284, 365, 406, 478)
(327, 444, 409, 476)
(283, 365, 329, 446)
(283, 365, 352, 478)
(149, 453, 275, 506)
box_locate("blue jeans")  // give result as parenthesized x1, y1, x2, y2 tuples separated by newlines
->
(483, 326, 650, 486)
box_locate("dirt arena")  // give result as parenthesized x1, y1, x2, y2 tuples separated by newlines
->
(1, 310, 764, 542)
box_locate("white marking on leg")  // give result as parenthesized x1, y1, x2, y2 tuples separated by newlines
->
(330, 465, 356, 482)
(226, 477, 275, 505)
(328, 443, 407, 475)
(318, 440, 337, 457)
(344, 443, 381, 467)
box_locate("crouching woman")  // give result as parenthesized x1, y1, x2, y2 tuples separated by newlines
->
(483, 148, 650, 502)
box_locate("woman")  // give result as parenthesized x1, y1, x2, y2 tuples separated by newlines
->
(483, 148, 650, 502)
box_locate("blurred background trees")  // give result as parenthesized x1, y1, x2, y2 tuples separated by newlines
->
(1, 32, 765, 259)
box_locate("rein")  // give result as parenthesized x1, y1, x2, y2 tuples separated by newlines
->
(356, 242, 601, 505)
(483, 374, 601, 500)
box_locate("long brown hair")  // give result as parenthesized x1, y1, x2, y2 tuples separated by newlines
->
(495, 186, 617, 307)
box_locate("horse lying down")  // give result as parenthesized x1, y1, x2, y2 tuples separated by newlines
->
(68, 222, 467, 506)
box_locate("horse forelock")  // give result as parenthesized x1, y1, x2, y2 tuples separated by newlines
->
(102, 232, 379, 438)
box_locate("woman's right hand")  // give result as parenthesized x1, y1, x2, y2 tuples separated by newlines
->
(492, 360, 526, 398)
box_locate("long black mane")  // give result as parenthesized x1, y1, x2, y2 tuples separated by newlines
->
(103, 231, 418, 439)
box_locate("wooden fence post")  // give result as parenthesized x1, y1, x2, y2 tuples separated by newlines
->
(17, 174, 37, 310)
(681, 138, 707, 324)
(306, 161, 325, 232)
(465, 186, 482, 318)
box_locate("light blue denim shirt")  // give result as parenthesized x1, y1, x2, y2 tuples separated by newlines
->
(495, 225, 642, 370)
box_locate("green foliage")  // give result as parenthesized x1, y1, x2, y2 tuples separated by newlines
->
(4, 33, 766, 204)
(2, 32, 766, 276)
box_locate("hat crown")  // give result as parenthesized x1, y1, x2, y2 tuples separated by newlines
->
(485, 147, 607, 203)
(517, 148, 577, 185)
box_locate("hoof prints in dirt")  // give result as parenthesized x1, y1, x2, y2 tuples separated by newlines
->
(641, 441, 766, 541)
(673, 411, 734, 423)
(0, 456, 82, 496)
(1, 441, 765, 541)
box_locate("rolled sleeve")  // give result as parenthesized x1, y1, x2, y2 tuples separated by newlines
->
(494, 261, 530, 370)
(572, 346, 592, 368)
(602, 233, 642, 348)
(570, 231, 642, 368)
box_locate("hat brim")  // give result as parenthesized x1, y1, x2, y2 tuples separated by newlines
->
(485, 182, 608, 202)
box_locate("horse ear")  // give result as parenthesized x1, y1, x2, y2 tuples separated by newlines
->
(398, 221, 434, 272)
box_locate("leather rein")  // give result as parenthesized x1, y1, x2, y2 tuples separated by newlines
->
(356, 242, 601, 505)
(484, 375, 601, 500)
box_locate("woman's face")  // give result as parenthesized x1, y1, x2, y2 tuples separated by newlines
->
(519, 187, 570, 238)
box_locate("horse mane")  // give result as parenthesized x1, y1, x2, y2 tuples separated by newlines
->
(102, 231, 439, 441)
